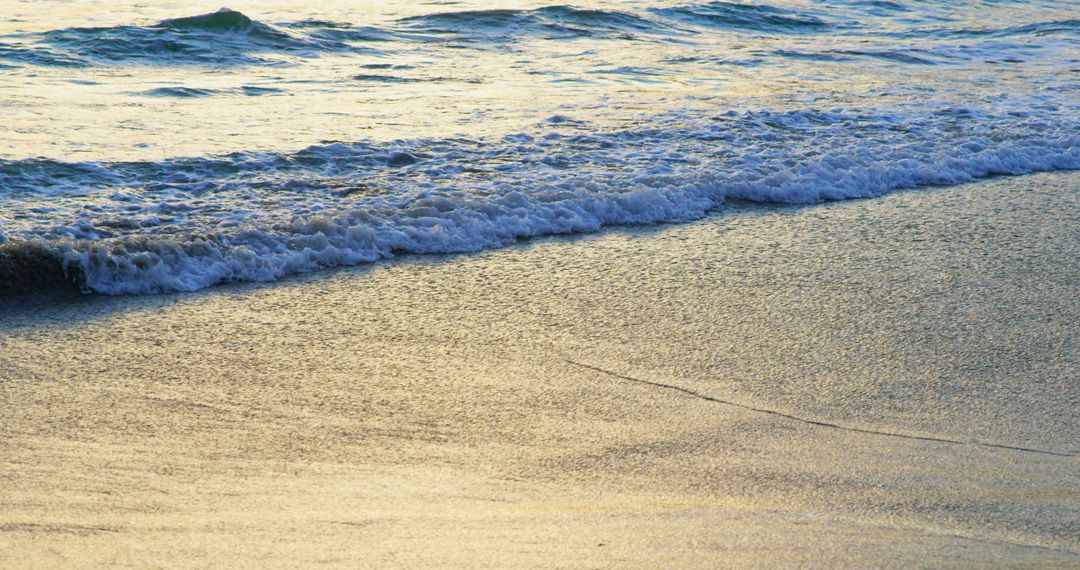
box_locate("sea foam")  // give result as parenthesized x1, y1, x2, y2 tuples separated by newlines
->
(0, 104, 1074, 295)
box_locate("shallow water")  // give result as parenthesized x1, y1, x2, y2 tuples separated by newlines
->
(0, 0, 1077, 294)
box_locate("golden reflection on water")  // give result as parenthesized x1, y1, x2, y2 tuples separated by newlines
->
(0, 0, 899, 161)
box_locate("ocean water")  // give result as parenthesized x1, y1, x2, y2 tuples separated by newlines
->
(0, 0, 1077, 295)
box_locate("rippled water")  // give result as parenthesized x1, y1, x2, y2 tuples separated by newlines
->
(0, 1, 1077, 294)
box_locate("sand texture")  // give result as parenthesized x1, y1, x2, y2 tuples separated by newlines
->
(2, 172, 1078, 568)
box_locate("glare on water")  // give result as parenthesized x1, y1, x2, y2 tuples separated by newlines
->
(0, 0, 1076, 294)
(1, 0, 1074, 161)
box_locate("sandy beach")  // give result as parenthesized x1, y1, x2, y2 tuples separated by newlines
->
(2, 171, 1078, 567)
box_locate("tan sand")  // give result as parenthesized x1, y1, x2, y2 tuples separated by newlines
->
(1, 172, 1078, 567)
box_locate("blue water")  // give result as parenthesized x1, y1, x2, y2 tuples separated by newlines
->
(0, 1, 1077, 294)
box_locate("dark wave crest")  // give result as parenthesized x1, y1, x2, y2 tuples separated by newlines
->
(156, 8, 259, 32)
(131, 85, 286, 98)
(397, 5, 684, 42)
(0, 241, 80, 297)
(774, 48, 938, 65)
(650, 2, 838, 34)
(33, 8, 355, 65)
(138, 86, 221, 98)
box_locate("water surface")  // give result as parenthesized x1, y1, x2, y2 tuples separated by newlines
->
(1, 0, 1077, 293)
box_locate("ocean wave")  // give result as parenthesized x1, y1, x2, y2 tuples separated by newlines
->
(0, 41, 88, 67)
(0, 158, 126, 195)
(0, 143, 399, 197)
(650, 1, 840, 34)
(820, 0, 911, 15)
(910, 19, 1080, 39)
(155, 8, 270, 33)
(24, 8, 356, 66)
(396, 5, 684, 42)
(0, 5, 684, 67)
(1, 105, 1077, 295)
(132, 85, 288, 98)
(0, 241, 79, 296)
(5, 4, 1074, 71)
(773, 48, 938, 65)
(137, 86, 221, 98)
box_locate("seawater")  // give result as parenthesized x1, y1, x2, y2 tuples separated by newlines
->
(0, 0, 1077, 294)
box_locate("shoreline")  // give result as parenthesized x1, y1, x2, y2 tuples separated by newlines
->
(2, 171, 1078, 567)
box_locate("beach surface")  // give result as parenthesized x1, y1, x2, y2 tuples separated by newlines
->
(1, 171, 1078, 568)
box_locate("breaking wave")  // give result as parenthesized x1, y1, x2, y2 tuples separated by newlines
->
(0, 5, 687, 67)
(1, 105, 1077, 295)
(2, 2, 1078, 296)
(3, 3, 1076, 69)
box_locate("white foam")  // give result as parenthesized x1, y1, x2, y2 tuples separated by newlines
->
(0, 103, 1074, 294)
(45, 105, 1077, 295)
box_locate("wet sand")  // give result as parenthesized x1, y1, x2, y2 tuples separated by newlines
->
(2, 172, 1078, 567)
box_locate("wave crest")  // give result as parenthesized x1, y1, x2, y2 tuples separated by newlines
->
(397, 5, 682, 42)
(650, 2, 837, 34)
(0, 241, 79, 296)
(31, 8, 353, 65)
(157, 7, 257, 32)
(1, 105, 1076, 296)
